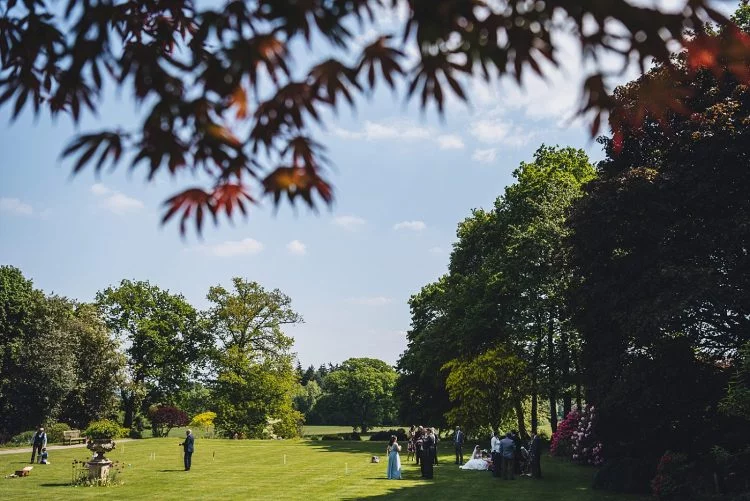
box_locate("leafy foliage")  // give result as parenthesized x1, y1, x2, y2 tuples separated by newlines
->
(443, 346, 529, 435)
(148, 405, 189, 438)
(189, 411, 217, 430)
(0, 266, 123, 440)
(96, 279, 209, 428)
(84, 419, 127, 440)
(1, 0, 746, 232)
(316, 358, 398, 433)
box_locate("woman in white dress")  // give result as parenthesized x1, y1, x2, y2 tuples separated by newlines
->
(460, 445, 489, 470)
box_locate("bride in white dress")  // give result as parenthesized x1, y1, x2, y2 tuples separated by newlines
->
(460, 445, 489, 470)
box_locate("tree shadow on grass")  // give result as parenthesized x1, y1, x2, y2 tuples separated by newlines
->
(39, 483, 71, 487)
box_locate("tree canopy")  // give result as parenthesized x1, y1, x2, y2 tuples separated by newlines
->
(2, 0, 748, 232)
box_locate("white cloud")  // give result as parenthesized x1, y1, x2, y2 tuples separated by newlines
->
(393, 220, 426, 232)
(90, 183, 111, 196)
(469, 119, 533, 148)
(286, 240, 307, 256)
(194, 238, 264, 258)
(472, 148, 497, 163)
(91, 183, 144, 215)
(333, 215, 366, 231)
(437, 134, 465, 150)
(346, 296, 393, 306)
(334, 119, 465, 151)
(0, 197, 33, 216)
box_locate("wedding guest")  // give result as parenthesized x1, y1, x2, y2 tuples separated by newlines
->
(432, 429, 439, 465)
(407, 426, 416, 462)
(415, 426, 425, 465)
(499, 432, 516, 480)
(30, 426, 46, 464)
(386, 436, 402, 480)
(421, 428, 435, 479)
(179, 429, 195, 471)
(490, 430, 501, 477)
(512, 430, 522, 475)
(453, 426, 465, 465)
(529, 433, 542, 478)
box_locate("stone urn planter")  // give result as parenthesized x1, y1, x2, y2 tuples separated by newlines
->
(86, 438, 116, 480)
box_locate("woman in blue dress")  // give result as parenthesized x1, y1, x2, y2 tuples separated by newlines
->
(386, 435, 402, 479)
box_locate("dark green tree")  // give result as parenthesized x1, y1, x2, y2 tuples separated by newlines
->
(318, 358, 397, 433)
(568, 10, 750, 478)
(96, 279, 207, 428)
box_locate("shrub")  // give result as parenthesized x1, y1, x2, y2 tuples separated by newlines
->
(593, 457, 656, 493)
(84, 419, 127, 439)
(550, 407, 581, 457)
(321, 433, 361, 440)
(9, 430, 35, 446)
(650, 451, 694, 500)
(571, 405, 604, 466)
(190, 411, 217, 430)
(148, 405, 189, 438)
(44, 422, 71, 443)
(368, 429, 408, 442)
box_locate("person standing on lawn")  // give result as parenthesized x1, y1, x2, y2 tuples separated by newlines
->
(453, 426, 465, 465)
(179, 429, 195, 471)
(30, 426, 46, 464)
(499, 432, 516, 480)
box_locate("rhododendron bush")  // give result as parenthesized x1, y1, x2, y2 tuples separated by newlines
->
(571, 405, 604, 466)
(550, 407, 580, 458)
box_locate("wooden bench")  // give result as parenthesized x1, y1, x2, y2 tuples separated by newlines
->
(63, 429, 87, 445)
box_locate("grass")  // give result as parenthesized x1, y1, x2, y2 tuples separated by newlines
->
(0, 437, 648, 500)
(301, 425, 407, 437)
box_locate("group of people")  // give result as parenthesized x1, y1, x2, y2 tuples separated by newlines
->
(386, 425, 542, 481)
(30, 426, 49, 464)
(459, 429, 542, 480)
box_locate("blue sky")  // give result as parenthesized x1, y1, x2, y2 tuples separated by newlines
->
(2, 0, 722, 367)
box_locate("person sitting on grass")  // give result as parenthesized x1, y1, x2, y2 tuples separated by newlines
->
(39, 448, 49, 464)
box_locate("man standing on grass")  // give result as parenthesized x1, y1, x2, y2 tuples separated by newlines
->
(499, 432, 516, 480)
(180, 429, 194, 471)
(30, 426, 46, 464)
(490, 430, 501, 477)
(453, 426, 465, 465)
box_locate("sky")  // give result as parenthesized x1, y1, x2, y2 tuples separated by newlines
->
(0, 0, 734, 368)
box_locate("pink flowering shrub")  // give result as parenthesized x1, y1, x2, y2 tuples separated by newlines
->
(650, 451, 691, 500)
(550, 407, 580, 457)
(571, 404, 604, 466)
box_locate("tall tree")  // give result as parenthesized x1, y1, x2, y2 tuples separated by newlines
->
(1, 1, 744, 233)
(568, 8, 750, 466)
(318, 358, 397, 433)
(59, 303, 125, 428)
(443, 346, 530, 436)
(206, 278, 300, 356)
(205, 278, 303, 438)
(96, 280, 206, 428)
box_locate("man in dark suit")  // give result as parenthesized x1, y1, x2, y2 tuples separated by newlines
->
(421, 428, 435, 479)
(529, 432, 542, 478)
(179, 429, 195, 471)
(453, 426, 465, 465)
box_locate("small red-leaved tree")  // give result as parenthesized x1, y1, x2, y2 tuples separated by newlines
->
(149, 405, 189, 438)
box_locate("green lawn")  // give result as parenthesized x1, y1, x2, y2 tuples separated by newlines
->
(0, 438, 648, 500)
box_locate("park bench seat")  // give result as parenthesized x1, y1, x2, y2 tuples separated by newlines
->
(63, 429, 86, 445)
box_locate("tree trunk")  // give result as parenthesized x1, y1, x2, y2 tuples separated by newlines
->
(560, 328, 572, 417)
(514, 400, 529, 440)
(531, 319, 544, 435)
(547, 309, 558, 433)
(122, 390, 134, 429)
(573, 353, 583, 409)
